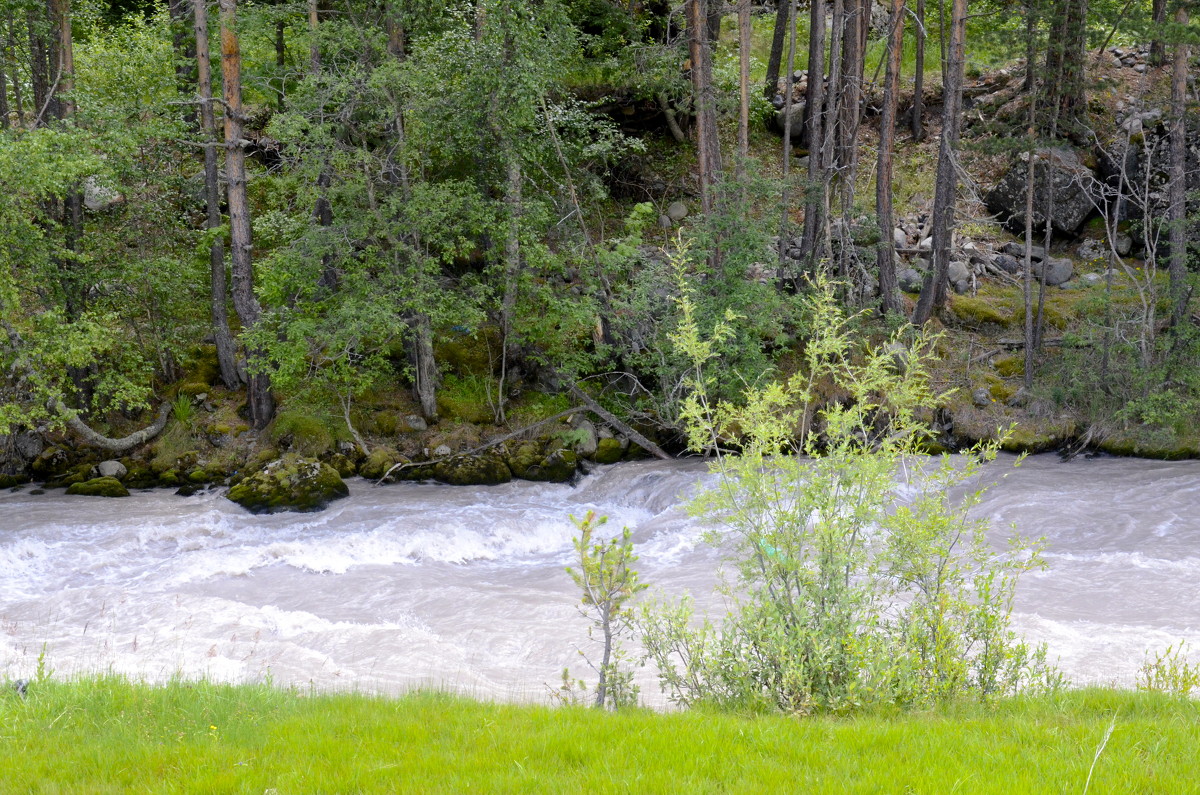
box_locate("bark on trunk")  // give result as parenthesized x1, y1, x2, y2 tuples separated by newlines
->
(1149, 0, 1167, 66)
(912, 0, 966, 325)
(220, 0, 274, 428)
(778, 0, 799, 270)
(58, 400, 173, 453)
(688, 0, 722, 217)
(876, 0, 905, 315)
(168, 0, 197, 127)
(195, 0, 240, 389)
(1043, 0, 1088, 135)
(736, 0, 750, 187)
(910, 0, 925, 140)
(1168, 2, 1190, 329)
(800, 0, 827, 267)
(763, 0, 790, 98)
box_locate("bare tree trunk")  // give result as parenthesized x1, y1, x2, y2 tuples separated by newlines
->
(1023, 136, 1036, 390)
(688, 0, 722, 218)
(496, 155, 522, 425)
(800, 0, 827, 267)
(274, 17, 285, 111)
(876, 0, 905, 315)
(6, 13, 22, 123)
(764, 0, 791, 98)
(1168, 1, 1190, 330)
(736, 0, 750, 189)
(0, 43, 7, 129)
(821, 0, 844, 273)
(910, 0, 925, 140)
(778, 0, 799, 270)
(194, 0, 240, 389)
(1043, 0, 1088, 136)
(912, 0, 966, 325)
(220, 0, 274, 428)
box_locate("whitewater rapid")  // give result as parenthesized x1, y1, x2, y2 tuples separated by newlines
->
(1, 455, 1196, 701)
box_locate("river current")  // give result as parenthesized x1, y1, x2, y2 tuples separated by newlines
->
(1, 454, 1196, 702)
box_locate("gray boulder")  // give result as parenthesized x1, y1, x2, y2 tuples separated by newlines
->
(666, 201, 689, 223)
(226, 454, 349, 514)
(1000, 242, 1046, 261)
(992, 253, 1022, 274)
(96, 460, 127, 480)
(898, 268, 925, 294)
(985, 148, 1097, 235)
(1036, 256, 1074, 286)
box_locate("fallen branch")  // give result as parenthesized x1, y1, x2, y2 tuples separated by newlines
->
(56, 400, 173, 453)
(565, 382, 671, 460)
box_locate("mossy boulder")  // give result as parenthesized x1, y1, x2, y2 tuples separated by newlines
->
(434, 451, 512, 486)
(225, 454, 349, 514)
(594, 437, 624, 465)
(66, 477, 130, 498)
(0, 473, 29, 489)
(524, 448, 578, 482)
(504, 441, 544, 478)
(326, 453, 358, 479)
(359, 446, 405, 481)
(270, 411, 335, 457)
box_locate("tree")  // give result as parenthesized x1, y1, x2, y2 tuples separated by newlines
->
(219, 0, 274, 428)
(566, 510, 646, 710)
(1043, 0, 1089, 136)
(763, 0, 791, 99)
(876, 0, 906, 315)
(193, 0, 239, 389)
(912, 0, 967, 325)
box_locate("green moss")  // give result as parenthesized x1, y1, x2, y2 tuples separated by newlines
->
(993, 355, 1025, 378)
(433, 452, 513, 486)
(187, 468, 212, 484)
(158, 469, 181, 486)
(359, 447, 405, 481)
(226, 453, 349, 513)
(948, 295, 1014, 328)
(436, 375, 496, 425)
(270, 411, 335, 457)
(66, 477, 130, 498)
(1096, 429, 1200, 460)
(0, 473, 29, 488)
(594, 437, 624, 465)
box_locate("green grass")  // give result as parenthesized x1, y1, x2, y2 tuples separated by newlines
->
(3, 677, 1200, 793)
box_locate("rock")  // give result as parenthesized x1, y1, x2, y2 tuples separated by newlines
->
(13, 432, 43, 462)
(594, 437, 624, 465)
(666, 201, 689, 222)
(772, 101, 807, 140)
(898, 268, 924, 293)
(985, 148, 1097, 235)
(952, 279, 971, 295)
(83, 176, 124, 212)
(1007, 387, 1032, 408)
(972, 388, 992, 408)
(226, 454, 349, 513)
(358, 447, 405, 481)
(918, 236, 933, 252)
(893, 228, 907, 248)
(1076, 239, 1107, 262)
(992, 253, 1022, 274)
(403, 414, 428, 432)
(1036, 256, 1074, 286)
(1114, 233, 1133, 257)
(433, 451, 512, 486)
(571, 419, 598, 458)
(326, 453, 357, 479)
(658, 214, 673, 229)
(526, 449, 577, 482)
(66, 477, 130, 498)
(1080, 272, 1104, 287)
(1000, 241, 1045, 261)
(96, 460, 127, 480)
(1133, 63, 1147, 73)
(948, 260, 970, 284)
(433, 444, 452, 458)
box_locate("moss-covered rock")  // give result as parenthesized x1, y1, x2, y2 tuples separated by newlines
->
(0, 473, 29, 488)
(66, 477, 130, 498)
(326, 453, 358, 479)
(434, 451, 512, 486)
(504, 441, 544, 479)
(1096, 430, 1200, 460)
(158, 469, 181, 487)
(594, 437, 624, 465)
(225, 453, 349, 514)
(270, 411, 335, 457)
(525, 448, 578, 482)
(359, 446, 405, 481)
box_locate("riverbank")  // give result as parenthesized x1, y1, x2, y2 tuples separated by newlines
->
(2, 676, 1197, 792)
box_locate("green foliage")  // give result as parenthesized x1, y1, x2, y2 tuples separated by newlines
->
(565, 510, 647, 709)
(641, 275, 1057, 714)
(171, 394, 195, 426)
(1137, 642, 1200, 698)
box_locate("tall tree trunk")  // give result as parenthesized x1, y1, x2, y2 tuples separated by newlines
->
(194, 0, 240, 389)
(912, 0, 966, 325)
(910, 0, 925, 140)
(800, 0, 827, 267)
(778, 0, 799, 270)
(497, 155, 522, 425)
(28, 9, 52, 124)
(6, 13, 22, 122)
(1043, 0, 1088, 136)
(876, 0, 905, 315)
(0, 42, 7, 129)
(220, 0, 274, 427)
(1149, 0, 1167, 66)
(763, 0, 791, 98)
(736, 0, 750, 189)
(274, 17, 285, 111)
(688, 0, 722, 218)
(1168, 1, 1190, 330)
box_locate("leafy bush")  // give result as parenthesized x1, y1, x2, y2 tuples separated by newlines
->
(640, 275, 1058, 714)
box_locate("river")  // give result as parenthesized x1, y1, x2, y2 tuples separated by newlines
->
(1, 454, 1196, 702)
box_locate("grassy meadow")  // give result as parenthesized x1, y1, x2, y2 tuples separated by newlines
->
(2, 677, 1198, 793)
